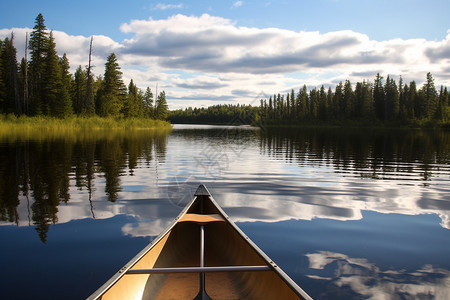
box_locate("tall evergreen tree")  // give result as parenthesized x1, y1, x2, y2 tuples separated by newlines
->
(423, 72, 437, 119)
(318, 85, 328, 120)
(384, 75, 399, 121)
(373, 73, 385, 120)
(409, 81, 418, 119)
(96, 53, 126, 117)
(29, 13, 49, 115)
(333, 82, 344, 119)
(42, 32, 65, 116)
(73, 65, 86, 114)
(297, 85, 308, 119)
(143, 87, 153, 117)
(0, 39, 6, 112)
(124, 79, 139, 117)
(0, 35, 21, 115)
(155, 90, 168, 120)
(290, 89, 295, 119)
(343, 80, 354, 118)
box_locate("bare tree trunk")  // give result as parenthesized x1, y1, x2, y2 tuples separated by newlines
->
(24, 32, 29, 115)
(85, 36, 93, 113)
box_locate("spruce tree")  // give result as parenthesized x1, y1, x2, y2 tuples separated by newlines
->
(73, 65, 86, 114)
(384, 75, 399, 121)
(155, 90, 168, 120)
(97, 53, 126, 117)
(0, 36, 21, 114)
(373, 73, 385, 120)
(143, 87, 153, 117)
(29, 13, 49, 115)
(0, 39, 6, 112)
(343, 80, 354, 118)
(333, 82, 344, 119)
(42, 32, 61, 116)
(124, 79, 139, 117)
(423, 72, 437, 120)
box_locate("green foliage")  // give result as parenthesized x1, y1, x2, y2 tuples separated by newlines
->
(155, 90, 168, 120)
(169, 104, 259, 125)
(0, 35, 20, 114)
(260, 73, 449, 128)
(1, 14, 167, 124)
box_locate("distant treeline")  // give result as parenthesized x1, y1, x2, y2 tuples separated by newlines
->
(0, 14, 168, 120)
(261, 73, 449, 126)
(170, 73, 449, 127)
(169, 104, 259, 125)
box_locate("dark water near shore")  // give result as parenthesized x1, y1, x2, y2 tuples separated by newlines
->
(0, 125, 449, 299)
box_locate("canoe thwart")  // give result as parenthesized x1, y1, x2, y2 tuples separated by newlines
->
(126, 265, 271, 274)
(179, 213, 225, 224)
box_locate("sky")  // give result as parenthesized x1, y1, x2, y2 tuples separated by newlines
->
(1, 0, 449, 109)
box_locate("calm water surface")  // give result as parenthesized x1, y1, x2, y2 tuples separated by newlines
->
(1, 125, 449, 299)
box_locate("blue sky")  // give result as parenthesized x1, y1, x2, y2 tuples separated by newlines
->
(1, 0, 449, 108)
(2, 0, 449, 41)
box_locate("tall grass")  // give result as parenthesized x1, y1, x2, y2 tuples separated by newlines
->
(0, 115, 172, 140)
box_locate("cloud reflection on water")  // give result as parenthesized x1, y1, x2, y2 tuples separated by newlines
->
(305, 251, 450, 299)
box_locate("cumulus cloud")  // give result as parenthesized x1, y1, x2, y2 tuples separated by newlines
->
(1, 14, 449, 108)
(118, 14, 448, 80)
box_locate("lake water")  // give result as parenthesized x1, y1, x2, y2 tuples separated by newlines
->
(1, 124, 449, 299)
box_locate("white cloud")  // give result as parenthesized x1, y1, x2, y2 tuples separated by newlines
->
(1, 14, 449, 108)
(232, 1, 243, 8)
(152, 3, 184, 10)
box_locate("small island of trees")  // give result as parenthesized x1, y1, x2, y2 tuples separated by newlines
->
(0, 14, 169, 125)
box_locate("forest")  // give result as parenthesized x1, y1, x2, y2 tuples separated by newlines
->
(259, 73, 449, 126)
(2, 14, 449, 128)
(0, 14, 168, 120)
(171, 73, 449, 127)
(169, 104, 259, 125)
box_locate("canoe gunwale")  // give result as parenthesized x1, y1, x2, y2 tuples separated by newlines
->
(86, 193, 197, 300)
(86, 185, 313, 300)
(203, 188, 313, 300)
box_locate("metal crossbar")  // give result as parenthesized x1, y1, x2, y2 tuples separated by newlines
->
(126, 265, 271, 274)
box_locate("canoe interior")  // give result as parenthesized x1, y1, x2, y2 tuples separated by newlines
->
(93, 193, 306, 300)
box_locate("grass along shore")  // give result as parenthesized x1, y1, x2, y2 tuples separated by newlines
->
(0, 115, 172, 131)
(0, 115, 172, 141)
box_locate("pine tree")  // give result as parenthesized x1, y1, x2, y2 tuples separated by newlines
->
(343, 80, 354, 118)
(73, 65, 86, 114)
(423, 72, 437, 120)
(124, 79, 139, 117)
(435, 85, 448, 121)
(42, 32, 64, 116)
(333, 82, 344, 119)
(0, 35, 21, 114)
(96, 53, 126, 117)
(0, 39, 6, 112)
(384, 75, 399, 121)
(318, 85, 327, 120)
(29, 13, 49, 115)
(143, 87, 153, 117)
(409, 81, 418, 119)
(155, 90, 168, 120)
(297, 85, 308, 119)
(290, 89, 295, 119)
(373, 73, 385, 120)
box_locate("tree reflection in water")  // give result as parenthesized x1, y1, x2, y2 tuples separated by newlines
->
(0, 130, 169, 242)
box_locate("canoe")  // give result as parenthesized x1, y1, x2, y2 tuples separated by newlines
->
(87, 185, 312, 300)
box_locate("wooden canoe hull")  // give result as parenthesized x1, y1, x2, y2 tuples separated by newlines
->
(87, 185, 312, 300)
